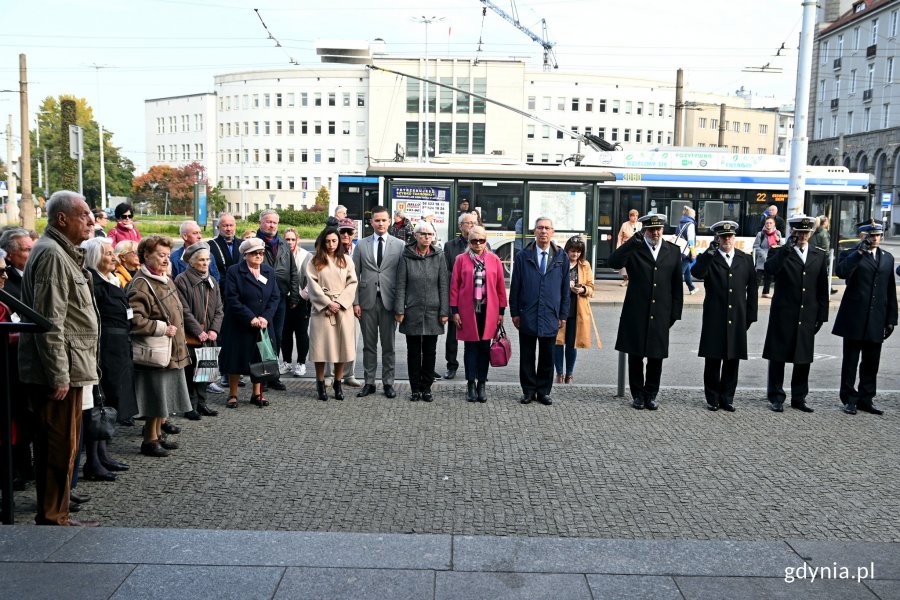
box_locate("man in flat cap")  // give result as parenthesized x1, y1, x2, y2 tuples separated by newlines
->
(762, 214, 829, 413)
(833, 219, 897, 415)
(691, 221, 758, 411)
(608, 213, 683, 410)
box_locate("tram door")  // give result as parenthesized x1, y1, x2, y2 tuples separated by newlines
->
(597, 188, 646, 270)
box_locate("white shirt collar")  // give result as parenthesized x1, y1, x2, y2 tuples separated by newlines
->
(717, 248, 733, 263)
(794, 245, 808, 263)
(643, 237, 660, 260)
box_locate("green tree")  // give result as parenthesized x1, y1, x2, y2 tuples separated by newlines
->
(0, 158, 6, 181)
(314, 185, 330, 209)
(132, 162, 207, 215)
(208, 183, 227, 215)
(31, 95, 135, 207)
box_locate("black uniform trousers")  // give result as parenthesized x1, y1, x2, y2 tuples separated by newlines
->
(767, 361, 811, 404)
(703, 358, 740, 407)
(519, 332, 556, 398)
(840, 338, 882, 407)
(445, 319, 460, 371)
(627, 355, 663, 401)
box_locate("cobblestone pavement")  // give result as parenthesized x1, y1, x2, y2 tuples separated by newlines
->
(12, 381, 899, 542)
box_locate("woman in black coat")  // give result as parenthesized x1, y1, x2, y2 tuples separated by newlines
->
(218, 237, 280, 408)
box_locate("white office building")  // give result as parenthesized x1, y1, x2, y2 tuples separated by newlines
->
(145, 93, 217, 184)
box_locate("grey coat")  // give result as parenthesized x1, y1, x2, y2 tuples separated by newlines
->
(174, 267, 225, 342)
(395, 243, 449, 336)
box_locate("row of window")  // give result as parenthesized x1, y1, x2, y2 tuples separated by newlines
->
(218, 91, 366, 111)
(406, 78, 488, 114)
(697, 119, 770, 134)
(526, 124, 671, 144)
(155, 115, 204, 134)
(692, 144, 768, 153)
(526, 96, 671, 117)
(821, 58, 894, 99)
(820, 10, 899, 62)
(403, 122, 487, 157)
(216, 147, 366, 166)
(217, 120, 367, 137)
(817, 103, 891, 137)
(222, 175, 332, 192)
(156, 144, 204, 162)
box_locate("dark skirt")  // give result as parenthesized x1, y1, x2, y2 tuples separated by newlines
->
(99, 328, 139, 420)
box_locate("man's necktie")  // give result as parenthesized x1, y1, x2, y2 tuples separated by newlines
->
(540, 251, 547, 274)
(377, 236, 384, 268)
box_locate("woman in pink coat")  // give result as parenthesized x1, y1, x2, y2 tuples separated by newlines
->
(449, 226, 507, 403)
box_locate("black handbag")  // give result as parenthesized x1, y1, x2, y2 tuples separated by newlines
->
(87, 386, 118, 442)
(249, 329, 280, 383)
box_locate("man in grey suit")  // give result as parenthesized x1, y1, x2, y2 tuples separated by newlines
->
(354, 206, 404, 398)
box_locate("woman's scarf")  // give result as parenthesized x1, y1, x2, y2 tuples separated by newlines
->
(468, 249, 486, 314)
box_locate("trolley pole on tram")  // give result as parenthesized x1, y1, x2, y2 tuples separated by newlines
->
(786, 0, 818, 223)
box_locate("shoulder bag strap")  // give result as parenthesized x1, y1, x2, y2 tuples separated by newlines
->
(135, 276, 170, 323)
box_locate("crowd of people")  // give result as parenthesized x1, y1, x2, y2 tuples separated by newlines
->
(1, 190, 897, 528)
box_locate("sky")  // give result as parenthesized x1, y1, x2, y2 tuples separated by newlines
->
(1, 0, 806, 174)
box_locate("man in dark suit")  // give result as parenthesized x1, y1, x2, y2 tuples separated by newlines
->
(210, 213, 242, 278)
(833, 219, 897, 415)
(762, 215, 829, 413)
(353, 206, 405, 398)
(509, 217, 569, 406)
(0, 226, 34, 300)
(690, 221, 758, 411)
(608, 213, 683, 410)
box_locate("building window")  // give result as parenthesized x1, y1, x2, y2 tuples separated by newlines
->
(301, 121, 307, 134)
(542, 96, 551, 110)
(850, 70, 857, 93)
(406, 78, 419, 113)
(301, 149, 308, 163)
(838, 34, 844, 56)
(314, 121, 322, 135)
(611, 128, 618, 141)
(585, 98, 593, 111)
(867, 63, 875, 89)
(743, 122, 750, 133)
(847, 111, 854, 133)
(343, 92, 351, 107)
(342, 121, 350, 135)
(341, 149, 350, 164)
(854, 26, 861, 50)
(356, 149, 366, 165)
(288, 149, 294, 163)
(541, 154, 549, 163)
(883, 104, 890, 128)
(473, 78, 487, 114)
(872, 18, 879, 44)
(314, 149, 322, 163)
(264, 149, 271, 163)
(832, 115, 838, 136)
(557, 130, 564, 140)
(357, 92, 366, 106)
(328, 149, 335, 163)
(571, 97, 580, 111)
(887, 57, 895, 83)
(759, 124, 768, 134)
(456, 78, 470, 114)
(598, 99, 606, 112)
(441, 78, 453, 113)
(276, 93, 282, 107)
(657, 131, 663, 144)
(357, 121, 366, 136)
(598, 127, 606, 139)
(585, 126, 593, 136)
(835, 76, 841, 98)
(276, 149, 282, 163)
(699, 117, 707, 128)
(287, 93, 294, 107)
(288, 121, 295, 135)
(328, 121, 335, 135)
(527, 125, 535, 139)
(264, 121, 270, 135)
(314, 93, 322, 106)
(741, 146, 749, 153)
(557, 97, 565, 111)
(612, 100, 620, 114)
(731, 146, 739, 153)
(636, 102, 643, 115)
(472, 123, 486, 154)
(816, 118, 823, 138)
(711, 119, 718, 129)
(264, 94, 270, 108)
(732, 121, 740, 133)
(327, 92, 335, 107)
(542, 125, 550, 139)
(821, 40, 829, 64)
(623, 129, 631, 142)
(455, 122, 469, 153)
(301, 92, 308, 107)
(526, 153, 534, 162)
(698, 143, 705, 148)
(276, 121, 283, 135)
(658, 104, 664, 117)
(636, 129, 642, 143)
(439, 122, 452, 154)
(405, 121, 419, 158)
(625, 101, 632, 114)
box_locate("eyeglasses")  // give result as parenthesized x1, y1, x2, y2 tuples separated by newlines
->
(284, 237, 297, 241)
(119, 214, 133, 220)
(469, 239, 487, 245)
(417, 232, 434, 236)
(246, 250, 265, 256)
(534, 226, 553, 231)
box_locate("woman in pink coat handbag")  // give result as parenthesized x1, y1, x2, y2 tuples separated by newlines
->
(449, 226, 507, 403)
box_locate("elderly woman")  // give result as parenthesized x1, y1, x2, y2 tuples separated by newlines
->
(107, 202, 141, 246)
(307, 227, 358, 401)
(128, 235, 192, 457)
(616, 209, 642, 286)
(753, 216, 783, 298)
(449, 225, 507, 403)
(388, 209, 414, 243)
(175, 242, 224, 419)
(114, 240, 141, 288)
(76, 238, 132, 480)
(554, 236, 597, 384)
(395, 222, 449, 402)
(282, 228, 312, 377)
(218, 237, 280, 408)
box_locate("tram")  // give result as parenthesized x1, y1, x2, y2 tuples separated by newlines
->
(336, 150, 873, 276)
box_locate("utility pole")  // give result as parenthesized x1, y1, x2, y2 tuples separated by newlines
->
(19, 54, 34, 229)
(788, 0, 818, 220)
(413, 16, 444, 162)
(673, 68, 684, 146)
(718, 103, 727, 148)
(93, 64, 109, 209)
(5, 116, 18, 225)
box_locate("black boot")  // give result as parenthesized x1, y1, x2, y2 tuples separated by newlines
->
(333, 380, 344, 400)
(466, 381, 476, 402)
(198, 402, 218, 417)
(476, 381, 487, 403)
(316, 380, 328, 401)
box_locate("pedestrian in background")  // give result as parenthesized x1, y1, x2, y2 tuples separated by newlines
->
(395, 221, 449, 402)
(0, 226, 35, 300)
(675, 205, 697, 295)
(114, 240, 140, 288)
(91, 208, 108, 238)
(690, 221, 758, 411)
(752, 217, 782, 298)
(107, 202, 141, 246)
(449, 226, 506, 403)
(615, 209, 642, 286)
(282, 227, 312, 378)
(554, 236, 596, 384)
(510, 217, 570, 406)
(607, 213, 683, 411)
(388, 208, 415, 244)
(171, 220, 221, 282)
(833, 219, 897, 415)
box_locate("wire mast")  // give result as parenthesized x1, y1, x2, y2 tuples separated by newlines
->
(479, 0, 558, 71)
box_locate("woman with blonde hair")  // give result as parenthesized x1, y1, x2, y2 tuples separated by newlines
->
(676, 205, 697, 295)
(554, 236, 597, 384)
(114, 240, 141, 287)
(616, 209, 642, 286)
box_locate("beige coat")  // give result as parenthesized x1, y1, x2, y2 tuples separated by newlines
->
(307, 255, 359, 363)
(127, 268, 191, 370)
(555, 260, 601, 349)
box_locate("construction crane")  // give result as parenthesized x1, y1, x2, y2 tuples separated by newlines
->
(479, 0, 558, 70)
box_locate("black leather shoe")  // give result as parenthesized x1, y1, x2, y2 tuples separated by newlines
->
(83, 468, 117, 482)
(520, 393, 533, 404)
(268, 379, 287, 391)
(161, 421, 181, 435)
(466, 381, 477, 402)
(432, 371, 442, 380)
(333, 380, 344, 401)
(720, 404, 736, 412)
(159, 437, 179, 450)
(421, 390, 434, 402)
(140, 441, 170, 457)
(357, 384, 377, 397)
(537, 395, 553, 406)
(842, 403, 857, 415)
(316, 380, 328, 401)
(384, 385, 397, 398)
(101, 459, 130, 472)
(69, 502, 81, 513)
(770, 401, 784, 412)
(645, 398, 659, 410)
(197, 403, 219, 417)
(444, 369, 457, 380)
(409, 391, 421, 402)
(791, 401, 814, 413)
(858, 403, 884, 415)
(70, 491, 91, 504)
(631, 397, 644, 410)
(707, 403, 719, 411)
(184, 410, 201, 421)
(476, 381, 487, 403)
(117, 417, 135, 427)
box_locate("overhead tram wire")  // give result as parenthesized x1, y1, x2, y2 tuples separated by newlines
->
(253, 8, 300, 66)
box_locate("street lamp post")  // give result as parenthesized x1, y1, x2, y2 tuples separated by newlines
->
(412, 16, 444, 163)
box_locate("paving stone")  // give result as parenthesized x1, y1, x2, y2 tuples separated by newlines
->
(453, 536, 796, 577)
(787, 540, 900, 580)
(110, 564, 283, 600)
(585, 574, 682, 599)
(863, 579, 900, 599)
(0, 562, 134, 600)
(435, 572, 592, 600)
(0, 526, 80, 562)
(47, 528, 450, 570)
(674, 575, 879, 599)
(274, 567, 434, 600)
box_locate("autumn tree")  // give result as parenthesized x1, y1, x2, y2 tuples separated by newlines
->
(30, 95, 135, 207)
(314, 186, 330, 209)
(132, 162, 208, 215)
